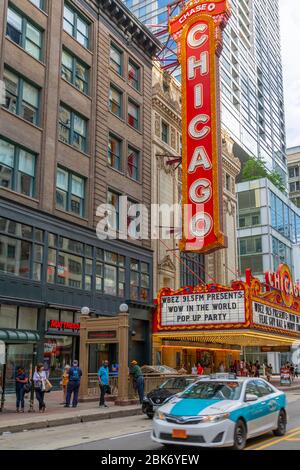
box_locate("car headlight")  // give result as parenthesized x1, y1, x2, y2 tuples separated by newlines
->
(206, 413, 230, 423)
(154, 410, 167, 421)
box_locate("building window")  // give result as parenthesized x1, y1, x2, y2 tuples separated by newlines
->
(108, 134, 122, 171)
(238, 189, 260, 210)
(239, 255, 263, 275)
(238, 211, 261, 228)
(107, 190, 120, 231)
(3, 68, 40, 125)
(127, 199, 140, 239)
(161, 121, 169, 144)
(239, 236, 262, 256)
(6, 7, 43, 60)
(225, 173, 231, 192)
(56, 167, 85, 217)
(110, 44, 123, 75)
(61, 49, 89, 94)
(289, 166, 299, 178)
(58, 105, 87, 152)
(180, 253, 205, 287)
(96, 250, 125, 297)
(0, 137, 36, 197)
(29, 0, 44, 10)
(0, 217, 44, 281)
(109, 85, 123, 118)
(128, 100, 140, 130)
(272, 236, 292, 272)
(130, 259, 150, 302)
(290, 181, 300, 193)
(127, 146, 140, 181)
(128, 60, 140, 90)
(47, 235, 93, 290)
(63, 3, 90, 49)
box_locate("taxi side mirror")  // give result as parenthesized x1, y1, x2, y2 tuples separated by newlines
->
(245, 393, 258, 402)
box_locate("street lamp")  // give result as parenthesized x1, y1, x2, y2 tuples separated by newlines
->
(81, 306, 90, 316)
(119, 303, 129, 313)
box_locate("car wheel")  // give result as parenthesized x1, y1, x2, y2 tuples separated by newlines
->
(273, 409, 287, 436)
(232, 419, 247, 450)
(147, 413, 154, 419)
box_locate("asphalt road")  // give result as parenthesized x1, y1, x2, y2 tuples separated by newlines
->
(64, 391, 300, 451)
(0, 392, 299, 451)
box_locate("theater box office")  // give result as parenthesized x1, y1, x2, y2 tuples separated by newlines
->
(153, 264, 300, 374)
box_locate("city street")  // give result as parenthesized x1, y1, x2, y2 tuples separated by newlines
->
(0, 391, 299, 451)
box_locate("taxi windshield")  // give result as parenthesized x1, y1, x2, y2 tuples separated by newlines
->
(180, 381, 242, 401)
(160, 378, 195, 390)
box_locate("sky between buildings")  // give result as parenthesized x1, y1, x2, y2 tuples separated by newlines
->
(280, 0, 300, 149)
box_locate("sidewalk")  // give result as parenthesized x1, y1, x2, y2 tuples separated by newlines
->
(0, 391, 142, 435)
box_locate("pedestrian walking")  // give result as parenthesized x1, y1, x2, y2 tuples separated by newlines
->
(98, 360, 110, 408)
(15, 367, 28, 413)
(197, 363, 204, 375)
(33, 364, 47, 413)
(130, 360, 144, 404)
(60, 364, 70, 404)
(255, 361, 260, 377)
(65, 360, 82, 408)
(219, 362, 225, 373)
(191, 364, 197, 375)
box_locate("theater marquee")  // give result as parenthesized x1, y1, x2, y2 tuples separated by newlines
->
(169, 0, 231, 253)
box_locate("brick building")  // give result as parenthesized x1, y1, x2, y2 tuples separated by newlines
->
(0, 0, 160, 387)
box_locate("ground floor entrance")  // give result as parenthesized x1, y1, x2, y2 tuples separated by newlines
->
(153, 330, 298, 375)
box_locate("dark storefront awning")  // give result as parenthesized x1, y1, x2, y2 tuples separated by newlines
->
(0, 330, 40, 343)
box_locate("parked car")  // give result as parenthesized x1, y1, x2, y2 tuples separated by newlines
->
(152, 374, 287, 449)
(142, 376, 198, 419)
(141, 365, 179, 375)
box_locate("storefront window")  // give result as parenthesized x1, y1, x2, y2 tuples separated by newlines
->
(44, 336, 73, 380)
(0, 304, 17, 328)
(45, 308, 59, 329)
(5, 344, 34, 391)
(18, 306, 37, 330)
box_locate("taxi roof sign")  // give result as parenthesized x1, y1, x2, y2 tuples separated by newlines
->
(209, 373, 237, 380)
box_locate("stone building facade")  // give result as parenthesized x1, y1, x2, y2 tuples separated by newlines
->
(0, 0, 160, 385)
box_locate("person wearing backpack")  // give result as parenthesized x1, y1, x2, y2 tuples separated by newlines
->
(15, 367, 29, 413)
(65, 360, 82, 408)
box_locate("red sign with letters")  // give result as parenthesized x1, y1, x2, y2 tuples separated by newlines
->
(49, 320, 80, 331)
(169, 0, 231, 253)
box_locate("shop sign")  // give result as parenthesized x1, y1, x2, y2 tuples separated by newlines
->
(261, 346, 290, 353)
(161, 290, 245, 327)
(88, 331, 117, 340)
(253, 301, 300, 335)
(169, 0, 231, 253)
(265, 264, 300, 308)
(49, 320, 80, 331)
(0, 341, 5, 364)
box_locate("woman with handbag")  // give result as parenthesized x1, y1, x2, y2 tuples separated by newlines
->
(33, 364, 48, 412)
(15, 367, 29, 413)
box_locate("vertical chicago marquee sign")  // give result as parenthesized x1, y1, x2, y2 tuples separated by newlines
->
(169, 0, 231, 253)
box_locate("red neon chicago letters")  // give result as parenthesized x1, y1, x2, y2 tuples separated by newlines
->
(170, 0, 230, 253)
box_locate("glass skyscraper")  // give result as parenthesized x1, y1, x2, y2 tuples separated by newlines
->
(123, 0, 287, 181)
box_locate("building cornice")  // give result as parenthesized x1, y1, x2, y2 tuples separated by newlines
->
(98, 0, 161, 57)
(152, 96, 181, 127)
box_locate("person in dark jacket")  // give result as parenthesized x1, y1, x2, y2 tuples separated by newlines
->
(65, 360, 82, 408)
(130, 360, 144, 404)
(15, 367, 28, 413)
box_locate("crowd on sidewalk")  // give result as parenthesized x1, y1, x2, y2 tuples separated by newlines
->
(1, 359, 145, 414)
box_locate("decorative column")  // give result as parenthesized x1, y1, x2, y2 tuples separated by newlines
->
(115, 313, 129, 405)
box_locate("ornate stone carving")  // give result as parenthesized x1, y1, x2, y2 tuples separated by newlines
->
(158, 255, 176, 273)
